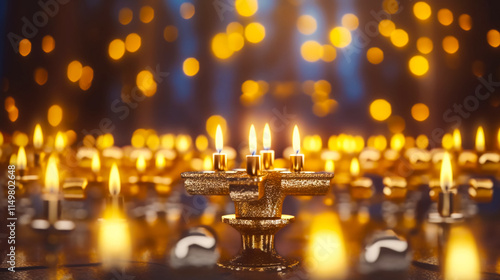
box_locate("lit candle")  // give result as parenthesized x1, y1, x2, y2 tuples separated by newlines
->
(213, 125, 227, 171)
(108, 163, 123, 210)
(290, 125, 304, 172)
(33, 124, 43, 166)
(246, 124, 262, 176)
(350, 157, 374, 200)
(260, 123, 274, 170)
(475, 126, 485, 153)
(91, 152, 101, 181)
(55, 131, 65, 153)
(453, 129, 462, 152)
(438, 152, 454, 217)
(136, 154, 146, 174)
(155, 153, 166, 170)
(44, 156, 60, 224)
(16, 146, 27, 176)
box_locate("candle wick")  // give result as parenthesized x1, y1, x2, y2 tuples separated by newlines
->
(252, 151, 256, 156)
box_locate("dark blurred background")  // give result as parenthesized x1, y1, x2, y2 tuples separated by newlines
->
(1, 0, 500, 151)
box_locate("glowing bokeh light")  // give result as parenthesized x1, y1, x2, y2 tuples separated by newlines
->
(409, 55, 429, 76)
(329, 27, 351, 48)
(108, 39, 126, 60)
(245, 22, 266, 43)
(442, 36, 459, 54)
(48, 105, 63, 127)
(42, 35, 55, 53)
(390, 29, 409, 47)
(411, 103, 430, 121)
(417, 37, 433, 54)
(301, 40, 323, 62)
(437, 9, 453, 26)
(369, 99, 392, 121)
(366, 47, 384, 64)
(67, 60, 83, 82)
(341, 13, 359, 31)
(125, 33, 141, 53)
(297, 15, 317, 35)
(183, 57, 200, 76)
(413, 2, 432, 20)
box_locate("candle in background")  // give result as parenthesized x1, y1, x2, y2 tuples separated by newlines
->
(290, 125, 304, 172)
(246, 124, 262, 176)
(325, 159, 335, 173)
(155, 153, 166, 170)
(45, 156, 60, 224)
(136, 154, 146, 174)
(260, 123, 274, 170)
(453, 129, 462, 151)
(213, 125, 227, 171)
(439, 152, 454, 217)
(17, 146, 27, 176)
(475, 126, 485, 153)
(350, 157, 360, 178)
(55, 131, 65, 153)
(33, 124, 43, 166)
(108, 163, 122, 210)
(91, 152, 101, 181)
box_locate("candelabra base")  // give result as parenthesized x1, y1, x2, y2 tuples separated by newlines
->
(219, 214, 298, 271)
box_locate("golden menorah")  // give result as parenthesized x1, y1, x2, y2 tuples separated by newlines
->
(182, 169, 333, 271)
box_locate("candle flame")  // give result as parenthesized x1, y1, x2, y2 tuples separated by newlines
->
(263, 123, 271, 150)
(17, 146, 27, 170)
(91, 152, 101, 174)
(325, 160, 335, 172)
(445, 227, 480, 280)
(215, 125, 223, 153)
(109, 163, 121, 195)
(33, 124, 43, 149)
(293, 125, 300, 154)
(55, 131, 65, 152)
(136, 154, 146, 173)
(155, 153, 166, 169)
(249, 124, 257, 155)
(390, 133, 405, 151)
(475, 126, 485, 152)
(453, 129, 462, 151)
(45, 156, 59, 194)
(350, 157, 360, 177)
(440, 152, 453, 193)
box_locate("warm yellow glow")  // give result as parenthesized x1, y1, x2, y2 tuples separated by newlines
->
(176, 135, 192, 153)
(19, 38, 31, 56)
(12, 132, 28, 147)
(33, 124, 43, 149)
(263, 123, 271, 150)
(163, 25, 178, 42)
(45, 156, 59, 193)
(79, 66, 94, 91)
(409, 55, 429, 76)
(17, 146, 27, 170)
(390, 29, 409, 47)
(366, 47, 384, 64)
(140, 5, 154, 23)
(301, 40, 323, 62)
(195, 135, 209, 151)
(378, 19, 395, 37)
(108, 39, 125, 60)
(211, 33, 234, 59)
(413, 2, 432, 20)
(8, 107, 17, 122)
(235, 0, 258, 17)
(136, 70, 157, 96)
(437, 9, 453, 26)
(91, 152, 101, 174)
(322, 45, 337, 62)
(55, 131, 65, 152)
(390, 133, 405, 151)
(442, 133, 454, 150)
(108, 163, 121, 195)
(42, 35, 55, 53)
(350, 157, 360, 177)
(498, 128, 500, 150)
(136, 155, 146, 173)
(249, 124, 257, 155)
(125, 33, 141, 53)
(180, 2, 195, 19)
(245, 22, 265, 43)
(374, 135, 387, 151)
(416, 134, 429, 149)
(383, 0, 399, 14)
(487, 29, 500, 48)
(329, 27, 351, 48)
(305, 213, 347, 279)
(214, 125, 224, 152)
(0, 132, 3, 146)
(48, 105, 63, 127)
(440, 152, 453, 193)
(228, 32, 244, 51)
(297, 15, 317, 35)
(458, 14, 472, 31)
(453, 129, 462, 151)
(34, 67, 48, 85)
(445, 227, 480, 280)
(442, 36, 459, 54)
(118, 7, 133, 25)
(325, 160, 335, 172)
(341, 13, 359, 30)
(369, 99, 392, 121)
(293, 125, 300, 154)
(156, 153, 166, 170)
(475, 126, 485, 152)
(183, 57, 200, 76)
(417, 37, 433, 54)
(99, 211, 131, 269)
(411, 103, 430, 121)
(203, 155, 212, 170)
(67, 60, 83, 82)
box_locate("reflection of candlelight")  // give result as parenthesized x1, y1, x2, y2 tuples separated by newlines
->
(305, 212, 347, 279)
(99, 210, 131, 269)
(45, 156, 60, 223)
(213, 125, 227, 171)
(444, 227, 480, 280)
(475, 126, 485, 152)
(290, 125, 304, 172)
(17, 146, 27, 171)
(260, 123, 274, 170)
(246, 124, 261, 176)
(33, 124, 43, 150)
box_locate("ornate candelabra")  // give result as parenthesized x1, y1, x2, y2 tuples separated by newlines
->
(182, 169, 333, 271)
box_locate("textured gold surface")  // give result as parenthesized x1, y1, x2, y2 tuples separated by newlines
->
(181, 168, 333, 271)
